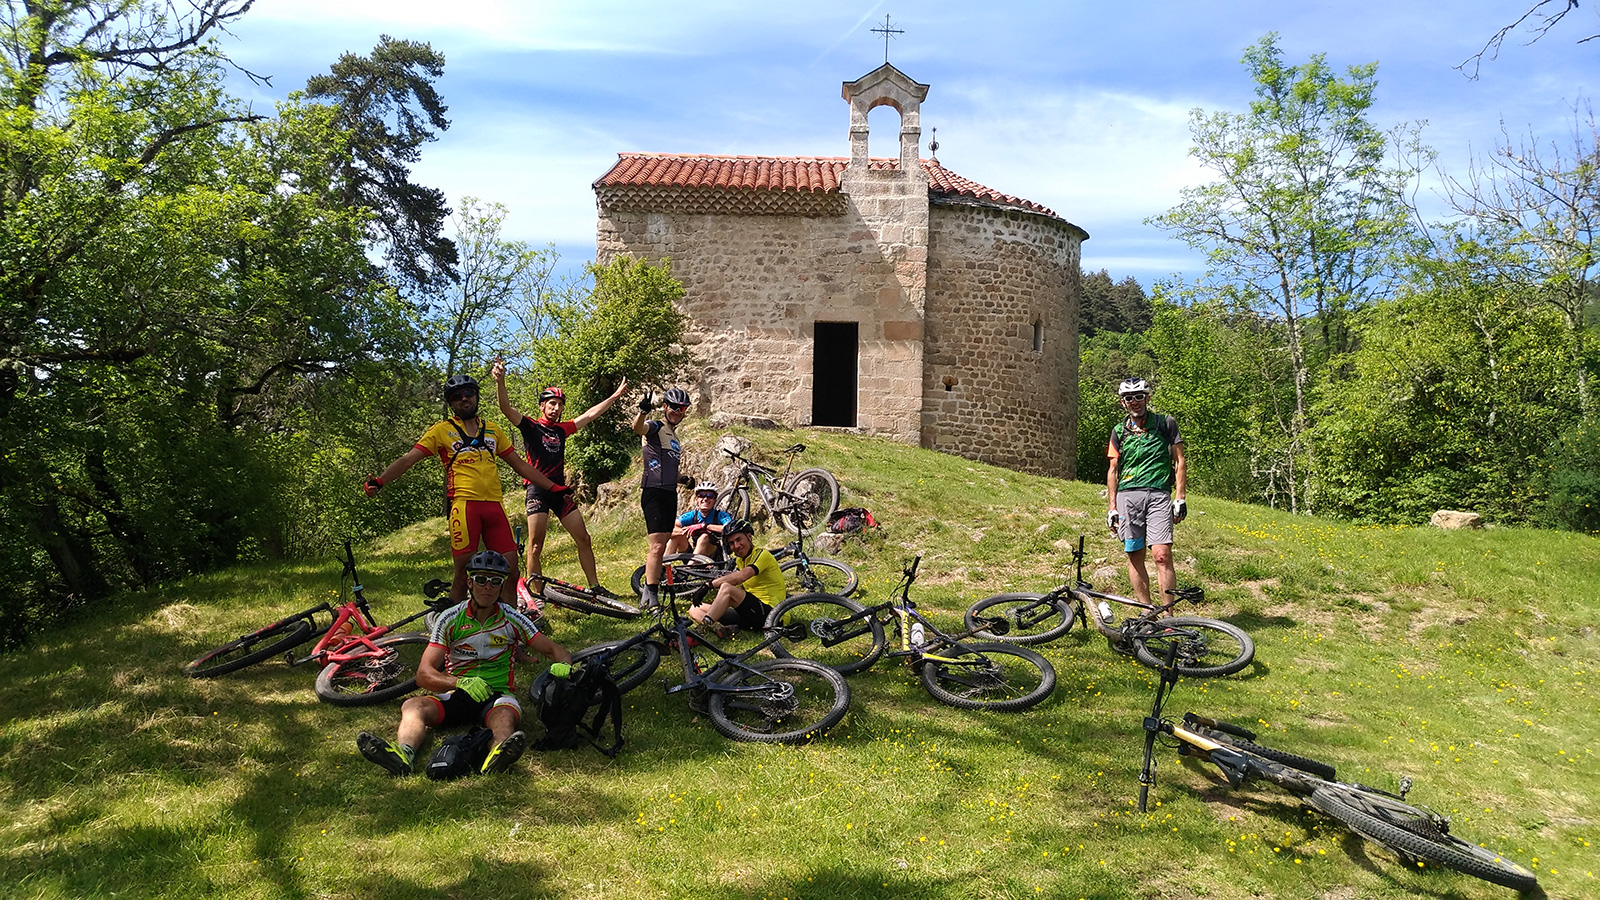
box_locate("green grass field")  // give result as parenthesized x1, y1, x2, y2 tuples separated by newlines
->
(1, 423, 1593, 899)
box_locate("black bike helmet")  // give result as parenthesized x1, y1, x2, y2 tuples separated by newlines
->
(444, 373, 480, 400)
(466, 550, 512, 577)
(663, 387, 691, 409)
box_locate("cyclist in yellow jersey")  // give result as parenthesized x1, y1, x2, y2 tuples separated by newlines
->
(363, 373, 569, 605)
(688, 519, 781, 639)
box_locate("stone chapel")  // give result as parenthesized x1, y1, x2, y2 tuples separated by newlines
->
(593, 64, 1086, 477)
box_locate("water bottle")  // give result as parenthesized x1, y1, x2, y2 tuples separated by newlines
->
(910, 621, 925, 648)
(1098, 601, 1115, 625)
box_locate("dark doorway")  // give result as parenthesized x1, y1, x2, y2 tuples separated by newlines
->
(812, 321, 858, 427)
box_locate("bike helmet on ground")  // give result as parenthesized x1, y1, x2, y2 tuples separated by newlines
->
(1117, 378, 1151, 397)
(663, 387, 691, 409)
(444, 373, 480, 400)
(466, 550, 512, 577)
(539, 386, 565, 403)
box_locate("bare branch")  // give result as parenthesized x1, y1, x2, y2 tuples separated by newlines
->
(1458, 0, 1593, 79)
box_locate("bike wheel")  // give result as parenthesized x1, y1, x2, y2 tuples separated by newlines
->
(780, 556, 859, 597)
(183, 617, 317, 678)
(1187, 724, 1337, 780)
(919, 642, 1056, 712)
(778, 469, 840, 534)
(962, 592, 1076, 645)
(716, 486, 750, 522)
(1132, 616, 1255, 677)
(764, 593, 885, 675)
(708, 658, 850, 744)
(542, 581, 640, 619)
(570, 639, 664, 694)
(314, 632, 431, 706)
(631, 554, 718, 598)
(1309, 785, 1538, 891)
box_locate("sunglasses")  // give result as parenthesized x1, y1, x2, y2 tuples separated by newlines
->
(665, 403, 688, 411)
(468, 574, 505, 587)
(448, 390, 480, 402)
(1122, 393, 1148, 402)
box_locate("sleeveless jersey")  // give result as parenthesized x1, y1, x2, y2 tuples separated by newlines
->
(1110, 412, 1182, 492)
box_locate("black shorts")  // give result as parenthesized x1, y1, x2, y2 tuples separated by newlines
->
(427, 688, 521, 729)
(641, 487, 678, 535)
(713, 594, 771, 631)
(526, 484, 579, 519)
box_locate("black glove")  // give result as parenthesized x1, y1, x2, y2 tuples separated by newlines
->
(637, 394, 654, 412)
(678, 475, 696, 488)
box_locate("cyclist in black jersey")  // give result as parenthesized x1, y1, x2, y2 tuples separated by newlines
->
(632, 387, 692, 608)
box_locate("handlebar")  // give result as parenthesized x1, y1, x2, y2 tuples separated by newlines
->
(904, 555, 922, 581)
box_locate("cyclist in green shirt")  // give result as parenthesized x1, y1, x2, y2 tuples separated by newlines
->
(1106, 378, 1187, 609)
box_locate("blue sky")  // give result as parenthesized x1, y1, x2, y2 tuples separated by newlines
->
(226, 1, 1597, 289)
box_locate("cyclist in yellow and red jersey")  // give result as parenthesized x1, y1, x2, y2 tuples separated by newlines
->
(357, 550, 571, 776)
(362, 373, 569, 606)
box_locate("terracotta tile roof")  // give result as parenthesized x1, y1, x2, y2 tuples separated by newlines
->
(595, 153, 1058, 218)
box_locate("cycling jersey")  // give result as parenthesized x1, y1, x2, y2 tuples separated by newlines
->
(677, 508, 733, 529)
(415, 417, 514, 501)
(1110, 412, 1182, 492)
(514, 417, 577, 487)
(734, 547, 785, 608)
(640, 419, 681, 489)
(427, 601, 543, 694)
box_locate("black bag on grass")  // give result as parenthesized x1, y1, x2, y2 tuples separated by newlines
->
(425, 726, 494, 781)
(529, 663, 624, 757)
(827, 507, 878, 534)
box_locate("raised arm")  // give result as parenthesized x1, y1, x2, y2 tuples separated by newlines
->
(574, 376, 629, 431)
(491, 358, 523, 427)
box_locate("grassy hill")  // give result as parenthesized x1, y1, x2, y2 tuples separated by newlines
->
(1, 422, 1594, 900)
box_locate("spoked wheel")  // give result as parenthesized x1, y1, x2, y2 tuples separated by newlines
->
(630, 554, 721, 599)
(540, 581, 640, 619)
(716, 487, 751, 522)
(707, 658, 850, 744)
(183, 617, 318, 678)
(1131, 616, 1254, 677)
(1309, 785, 1538, 891)
(918, 642, 1056, 712)
(313, 632, 431, 706)
(569, 639, 664, 695)
(780, 556, 859, 597)
(962, 592, 1076, 645)
(776, 469, 839, 534)
(763, 593, 885, 675)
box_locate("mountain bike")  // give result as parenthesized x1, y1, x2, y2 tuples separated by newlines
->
(628, 516, 859, 599)
(764, 556, 1056, 711)
(564, 586, 851, 743)
(184, 541, 441, 707)
(1135, 644, 1539, 891)
(716, 443, 840, 535)
(962, 535, 1254, 677)
(512, 525, 640, 620)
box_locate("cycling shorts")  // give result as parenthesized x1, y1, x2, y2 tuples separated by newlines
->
(526, 484, 579, 520)
(426, 688, 522, 728)
(641, 487, 678, 535)
(1115, 489, 1174, 552)
(449, 498, 517, 557)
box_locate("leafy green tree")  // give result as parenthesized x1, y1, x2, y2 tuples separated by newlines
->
(530, 256, 692, 489)
(1149, 33, 1423, 513)
(1079, 269, 1151, 336)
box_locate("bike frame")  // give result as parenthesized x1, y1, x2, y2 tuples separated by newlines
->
(723, 444, 806, 519)
(598, 590, 797, 701)
(288, 541, 431, 668)
(1060, 535, 1203, 641)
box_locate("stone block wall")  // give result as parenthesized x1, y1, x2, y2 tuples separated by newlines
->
(923, 201, 1081, 477)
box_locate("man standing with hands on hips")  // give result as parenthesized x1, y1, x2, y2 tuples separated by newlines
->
(1106, 378, 1187, 610)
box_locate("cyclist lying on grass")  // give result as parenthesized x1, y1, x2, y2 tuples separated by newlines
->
(357, 551, 571, 776)
(687, 519, 782, 639)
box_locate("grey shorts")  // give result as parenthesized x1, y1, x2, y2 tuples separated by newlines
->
(1116, 489, 1173, 552)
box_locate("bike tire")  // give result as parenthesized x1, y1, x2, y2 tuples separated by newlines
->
(778, 469, 840, 535)
(183, 617, 317, 678)
(1308, 785, 1538, 891)
(716, 486, 751, 522)
(962, 592, 1077, 645)
(542, 582, 641, 619)
(570, 639, 664, 694)
(780, 556, 859, 597)
(1187, 724, 1338, 780)
(630, 554, 718, 598)
(764, 592, 885, 675)
(1131, 616, 1255, 677)
(313, 632, 431, 706)
(918, 642, 1056, 712)
(707, 658, 850, 744)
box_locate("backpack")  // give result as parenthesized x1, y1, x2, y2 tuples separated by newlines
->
(827, 507, 878, 534)
(529, 663, 624, 757)
(425, 726, 494, 781)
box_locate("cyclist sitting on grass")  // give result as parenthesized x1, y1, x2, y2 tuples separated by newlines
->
(669, 483, 731, 559)
(357, 550, 572, 777)
(687, 519, 782, 639)
(492, 358, 628, 601)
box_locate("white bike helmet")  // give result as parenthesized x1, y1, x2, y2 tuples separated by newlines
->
(1117, 378, 1151, 397)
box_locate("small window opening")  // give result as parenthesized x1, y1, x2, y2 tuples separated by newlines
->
(1032, 319, 1044, 352)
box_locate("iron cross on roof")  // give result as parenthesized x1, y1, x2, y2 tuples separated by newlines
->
(871, 14, 904, 64)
